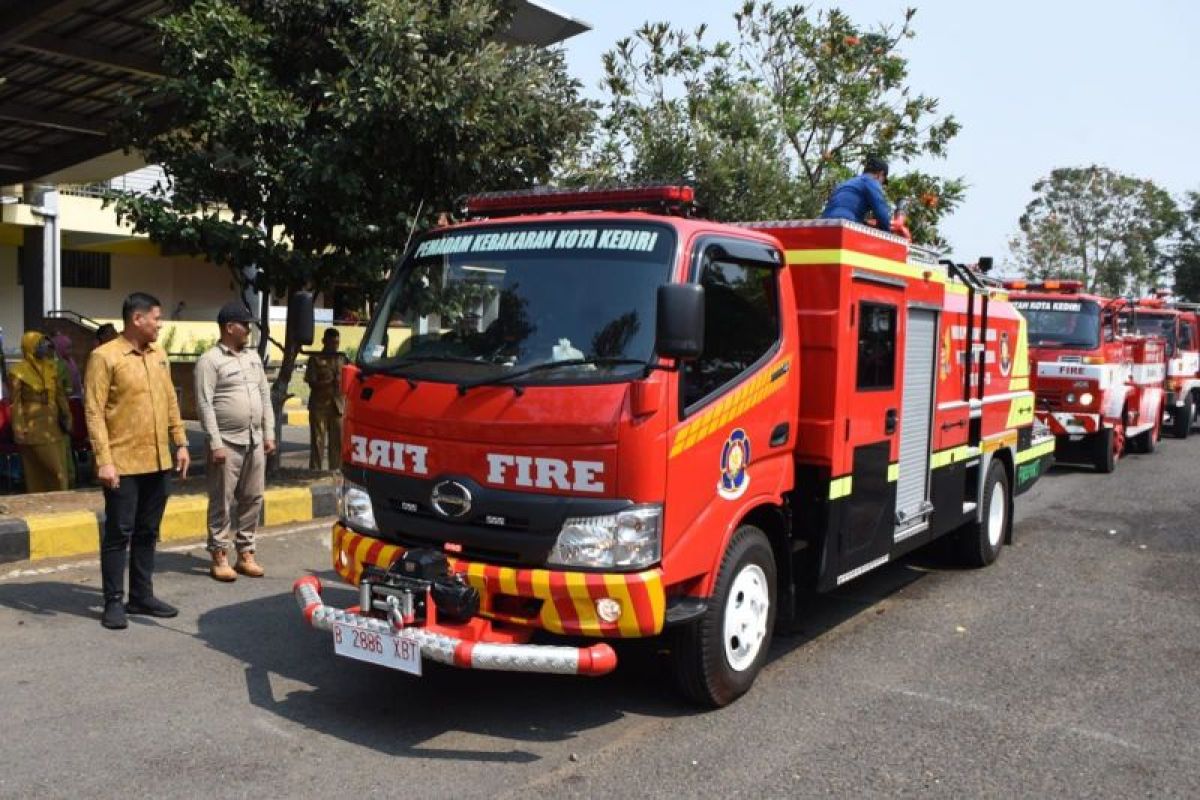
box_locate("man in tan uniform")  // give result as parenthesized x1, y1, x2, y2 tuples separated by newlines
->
(306, 328, 347, 471)
(195, 300, 276, 581)
(85, 292, 190, 630)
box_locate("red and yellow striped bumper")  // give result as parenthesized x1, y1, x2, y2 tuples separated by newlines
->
(331, 524, 665, 638)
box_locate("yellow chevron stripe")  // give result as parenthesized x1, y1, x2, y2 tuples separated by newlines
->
(530, 570, 561, 633)
(669, 357, 790, 458)
(829, 475, 853, 499)
(1016, 438, 1056, 464)
(930, 445, 980, 469)
(602, 573, 642, 637)
(564, 572, 602, 637)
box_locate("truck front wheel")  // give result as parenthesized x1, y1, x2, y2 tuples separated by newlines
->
(672, 525, 777, 708)
(1092, 426, 1118, 473)
(1172, 394, 1194, 439)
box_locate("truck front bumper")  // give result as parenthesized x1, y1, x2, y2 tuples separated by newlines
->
(293, 575, 617, 675)
(330, 524, 666, 639)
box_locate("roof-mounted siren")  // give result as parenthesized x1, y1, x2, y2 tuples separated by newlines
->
(1137, 296, 1167, 308)
(1003, 279, 1083, 293)
(463, 184, 697, 219)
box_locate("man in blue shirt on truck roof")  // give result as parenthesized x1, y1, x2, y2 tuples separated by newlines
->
(821, 156, 892, 232)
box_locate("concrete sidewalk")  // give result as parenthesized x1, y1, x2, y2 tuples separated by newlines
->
(0, 478, 336, 564)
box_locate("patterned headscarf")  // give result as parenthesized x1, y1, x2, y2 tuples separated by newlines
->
(10, 331, 60, 406)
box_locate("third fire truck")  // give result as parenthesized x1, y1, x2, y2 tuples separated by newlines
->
(1006, 280, 1166, 472)
(293, 186, 1055, 707)
(1120, 297, 1200, 438)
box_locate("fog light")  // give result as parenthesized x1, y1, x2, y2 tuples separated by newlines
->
(595, 598, 622, 623)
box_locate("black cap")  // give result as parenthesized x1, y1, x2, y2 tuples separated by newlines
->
(864, 155, 889, 183)
(217, 300, 255, 326)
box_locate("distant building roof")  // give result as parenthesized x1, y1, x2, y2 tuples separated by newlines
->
(0, 0, 590, 186)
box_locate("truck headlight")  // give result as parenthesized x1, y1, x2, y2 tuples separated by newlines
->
(548, 504, 662, 570)
(337, 476, 377, 533)
(1079, 392, 1094, 407)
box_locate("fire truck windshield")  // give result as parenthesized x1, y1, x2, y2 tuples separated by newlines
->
(1119, 312, 1177, 356)
(359, 221, 676, 385)
(1011, 298, 1102, 349)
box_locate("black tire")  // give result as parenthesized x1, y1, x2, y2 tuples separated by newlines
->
(1092, 428, 1116, 473)
(672, 525, 777, 708)
(956, 460, 1010, 568)
(1172, 394, 1193, 439)
(1130, 411, 1160, 454)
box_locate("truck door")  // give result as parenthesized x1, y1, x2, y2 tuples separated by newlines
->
(835, 276, 904, 581)
(894, 307, 938, 539)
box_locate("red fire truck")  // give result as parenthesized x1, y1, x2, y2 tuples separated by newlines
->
(1120, 297, 1200, 438)
(1006, 281, 1166, 472)
(294, 186, 1054, 706)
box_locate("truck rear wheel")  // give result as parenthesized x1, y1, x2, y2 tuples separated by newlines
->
(672, 525, 777, 708)
(955, 459, 1009, 568)
(1172, 394, 1193, 439)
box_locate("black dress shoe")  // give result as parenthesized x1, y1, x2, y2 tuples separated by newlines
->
(101, 600, 128, 630)
(125, 596, 179, 618)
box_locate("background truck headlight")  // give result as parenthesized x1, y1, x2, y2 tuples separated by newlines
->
(548, 504, 663, 570)
(337, 476, 377, 533)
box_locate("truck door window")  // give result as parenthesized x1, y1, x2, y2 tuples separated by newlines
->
(1182, 322, 1196, 351)
(682, 247, 780, 410)
(856, 302, 897, 390)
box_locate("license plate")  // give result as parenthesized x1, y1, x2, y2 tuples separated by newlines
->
(333, 622, 422, 676)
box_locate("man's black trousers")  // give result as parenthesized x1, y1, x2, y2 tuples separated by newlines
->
(100, 470, 170, 603)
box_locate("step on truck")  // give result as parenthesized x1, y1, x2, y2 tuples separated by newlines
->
(1120, 297, 1200, 438)
(294, 185, 1055, 707)
(1006, 280, 1166, 472)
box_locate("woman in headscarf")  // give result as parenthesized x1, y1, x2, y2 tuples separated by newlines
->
(7, 331, 71, 492)
(51, 332, 81, 488)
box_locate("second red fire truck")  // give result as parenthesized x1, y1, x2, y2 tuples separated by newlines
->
(1006, 281, 1166, 472)
(293, 186, 1054, 707)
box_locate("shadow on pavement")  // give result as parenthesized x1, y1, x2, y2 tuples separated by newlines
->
(195, 571, 689, 763)
(0, 579, 103, 621)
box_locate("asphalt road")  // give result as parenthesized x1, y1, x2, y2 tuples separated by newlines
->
(2, 439, 1199, 799)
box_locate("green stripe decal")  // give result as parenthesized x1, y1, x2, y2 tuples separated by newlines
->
(930, 445, 980, 470)
(1016, 439, 1056, 464)
(887, 463, 899, 482)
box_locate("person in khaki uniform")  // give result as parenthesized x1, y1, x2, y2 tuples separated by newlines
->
(85, 292, 191, 630)
(195, 300, 277, 581)
(306, 328, 347, 471)
(8, 331, 71, 493)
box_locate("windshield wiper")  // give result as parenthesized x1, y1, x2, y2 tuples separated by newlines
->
(457, 358, 652, 396)
(364, 355, 488, 386)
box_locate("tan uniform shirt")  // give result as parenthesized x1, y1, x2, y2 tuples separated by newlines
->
(306, 352, 347, 415)
(84, 335, 187, 475)
(194, 342, 275, 449)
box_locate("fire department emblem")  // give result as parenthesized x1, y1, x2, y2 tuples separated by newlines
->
(999, 331, 1012, 377)
(718, 429, 751, 500)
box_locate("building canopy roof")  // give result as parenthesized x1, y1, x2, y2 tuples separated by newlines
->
(0, 0, 589, 187)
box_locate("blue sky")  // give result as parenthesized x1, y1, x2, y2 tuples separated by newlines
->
(548, 0, 1199, 268)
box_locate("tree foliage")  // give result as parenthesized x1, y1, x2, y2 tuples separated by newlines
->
(572, 1, 964, 246)
(1010, 166, 1181, 296)
(1173, 191, 1200, 301)
(109, 0, 592, 461)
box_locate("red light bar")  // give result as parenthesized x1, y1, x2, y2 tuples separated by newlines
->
(1137, 297, 1166, 308)
(463, 184, 696, 218)
(1003, 280, 1028, 290)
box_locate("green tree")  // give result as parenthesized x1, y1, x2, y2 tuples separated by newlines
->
(1174, 190, 1200, 301)
(1010, 166, 1181, 295)
(109, 0, 592, 463)
(573, 2, 964, 246)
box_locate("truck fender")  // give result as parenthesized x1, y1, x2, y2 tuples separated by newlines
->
(1102, 385, 1130, 421)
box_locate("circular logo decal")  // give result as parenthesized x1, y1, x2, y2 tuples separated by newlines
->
(999, 331, 1012, 377)
(431, 480, 473, 519)
(718, 429, 751, 500)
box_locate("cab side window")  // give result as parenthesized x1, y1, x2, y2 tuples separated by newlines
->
(1181, 322, 1195, 351)
(682, 246, 780, 410)
(856, 302, 896, 390)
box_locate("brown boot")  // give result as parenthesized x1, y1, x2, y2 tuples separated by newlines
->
(235, 550, 265, 577)
(210, 549, 237, 582)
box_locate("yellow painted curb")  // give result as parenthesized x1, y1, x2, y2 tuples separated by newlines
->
(264, 487, 313, 527)
(26, 511, 99, 560)
(285, 397, 304, 410)
(160, 494, 209, 542)
(286, 409, 309, 427)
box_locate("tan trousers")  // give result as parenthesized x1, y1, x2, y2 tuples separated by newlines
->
(309, 409, 342, 471)
(206, 441, 265, 553)
(19, 442, 69, 493)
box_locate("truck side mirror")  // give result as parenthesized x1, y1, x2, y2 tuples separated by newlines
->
(287, 291, 315, 347)
(656, 283, 705, 361)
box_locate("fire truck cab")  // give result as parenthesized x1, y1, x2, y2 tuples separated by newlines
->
(1007, 281, 1166, 472)
(295, 186, 1054, 707)
(1120, 298, 1200, 438)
